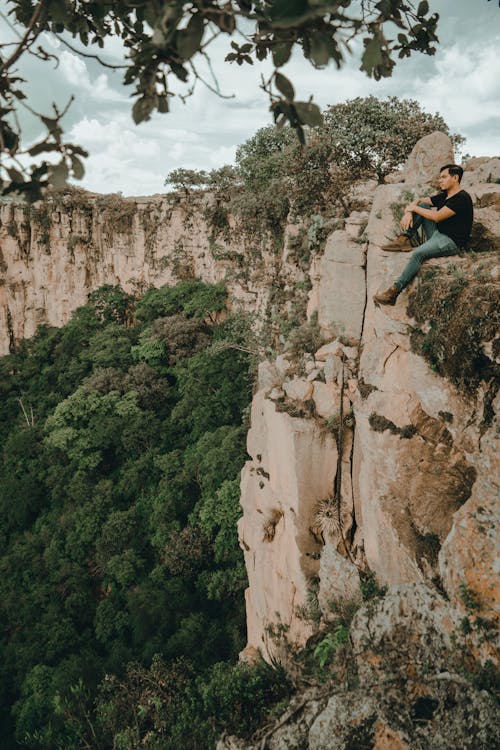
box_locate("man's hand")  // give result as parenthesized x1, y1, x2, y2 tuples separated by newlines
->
(404, 202, 418, 213)
(400, 211, 413, 231)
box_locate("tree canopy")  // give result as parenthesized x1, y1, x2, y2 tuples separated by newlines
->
(165, 95, 463, 238)
(0, 0, 443, 199)
(0, 280, 283, 749)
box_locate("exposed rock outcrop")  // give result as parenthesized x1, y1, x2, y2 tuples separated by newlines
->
(0, 191, 307, 356)
(237, 142, 499, 660)
(218, 584, 500, 750)
(403, 131, 455, 184)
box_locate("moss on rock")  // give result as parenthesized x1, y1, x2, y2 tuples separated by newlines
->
(407, 255, 499, 393)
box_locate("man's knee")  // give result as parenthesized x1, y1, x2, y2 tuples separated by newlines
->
(417, 201, 432, 209)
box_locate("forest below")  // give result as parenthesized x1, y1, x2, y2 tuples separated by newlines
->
(0, 281, 290, 749)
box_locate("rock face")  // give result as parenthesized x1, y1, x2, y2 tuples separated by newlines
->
(237, 139, 499, 657)
(307, 229, 367, 341)
(404, 130, 455, 184)
(219, 585, 500, 750)
(238, 365, 339, 656)
(0, 191, 304, 356)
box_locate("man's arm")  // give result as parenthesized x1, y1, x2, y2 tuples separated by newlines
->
(400, 196, 434, 229)
(404, 202, 456, 223)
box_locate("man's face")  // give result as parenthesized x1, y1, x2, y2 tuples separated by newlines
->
(439, 169, 458, 191)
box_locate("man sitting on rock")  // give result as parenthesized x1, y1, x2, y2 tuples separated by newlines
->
(373, 164, 473, 306)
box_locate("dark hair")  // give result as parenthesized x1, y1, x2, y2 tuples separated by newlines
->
(440, 164, 463, 182)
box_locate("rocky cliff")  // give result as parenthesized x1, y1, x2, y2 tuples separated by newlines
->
(1, 135, 499, 748)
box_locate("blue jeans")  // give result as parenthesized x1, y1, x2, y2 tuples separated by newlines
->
(395, 202, 458, 291)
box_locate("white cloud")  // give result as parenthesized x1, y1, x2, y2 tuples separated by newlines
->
(69, 116, 161, 158)
(59, 51, 126, 102)
(414, 41, 500, 124)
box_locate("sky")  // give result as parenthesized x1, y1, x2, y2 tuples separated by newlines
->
(2, 0, 500, 196)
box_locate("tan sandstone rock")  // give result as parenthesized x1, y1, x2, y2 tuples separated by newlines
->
(307, 230, 366, 341)
(283, 378, 313, 402)
(239, 388, 337, 658)
(404, 131, 455, 185)
(463, 156, 500, 186)
(439, 391, 500, 660)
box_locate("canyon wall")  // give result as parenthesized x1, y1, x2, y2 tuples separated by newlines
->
(238, 147, 500, 664)
(0, 190, 300, 356)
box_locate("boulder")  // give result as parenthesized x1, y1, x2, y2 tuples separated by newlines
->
(283, 378, 313, 402)
(309, 692, 377, 750)
(312, 380, 341, 419)
(404, 131, 455, 185)
(463, 157, 500, 186)
(350, 584, 458, 683)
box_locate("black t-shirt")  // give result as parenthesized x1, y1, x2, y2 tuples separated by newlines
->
(430, 189, 473, 247)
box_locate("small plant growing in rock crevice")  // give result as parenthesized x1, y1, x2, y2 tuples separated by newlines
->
(286, 315, 324, 361)
(359, 571, 387, 602)
(313, 625, 349, 668)
(390, 189, 415, 232)
(459, 582, 481, 613)
(369, 412, 417, 439)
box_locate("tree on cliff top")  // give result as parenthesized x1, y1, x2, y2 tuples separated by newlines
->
(165, 95, 463, 232)
(0, 0, 443, 200)
(323, 95, 465, 182)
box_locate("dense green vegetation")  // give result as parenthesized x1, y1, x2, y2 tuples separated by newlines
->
(0, 281, 289, 749)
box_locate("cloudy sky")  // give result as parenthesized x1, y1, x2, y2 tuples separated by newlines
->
(3, 0, 500, 195)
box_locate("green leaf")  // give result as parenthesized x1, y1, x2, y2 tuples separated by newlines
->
(28, 142, 59, 157)
(48, 0, 70, 26)
(41, 117, 63, 143)
(213, 12, 236, 33)
(1, 122, 18, 151)
(256, 43, 268, 61)
(275, 72, 295, 101)
(171, 62, 189, 82)
(69, 144, 89, 158)
(417, 1, 429, 15)
(132, 95, 155, 124)
(176, 14, 204, 60)
(269, 0, 309, 25)
(272, 42, 292, 67)
(360, 34, 383, 77)
(309, 32, 332, 67)
(158, 95, 169, 113)
(70, 155, 85, 180)
(49, 161, 68, 188)
(294, 101, 323, 127)
(7, 167, 24, 183)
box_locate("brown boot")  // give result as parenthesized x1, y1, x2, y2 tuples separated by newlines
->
(373, 284, 400, 306)
(381, 234, 414, 252)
